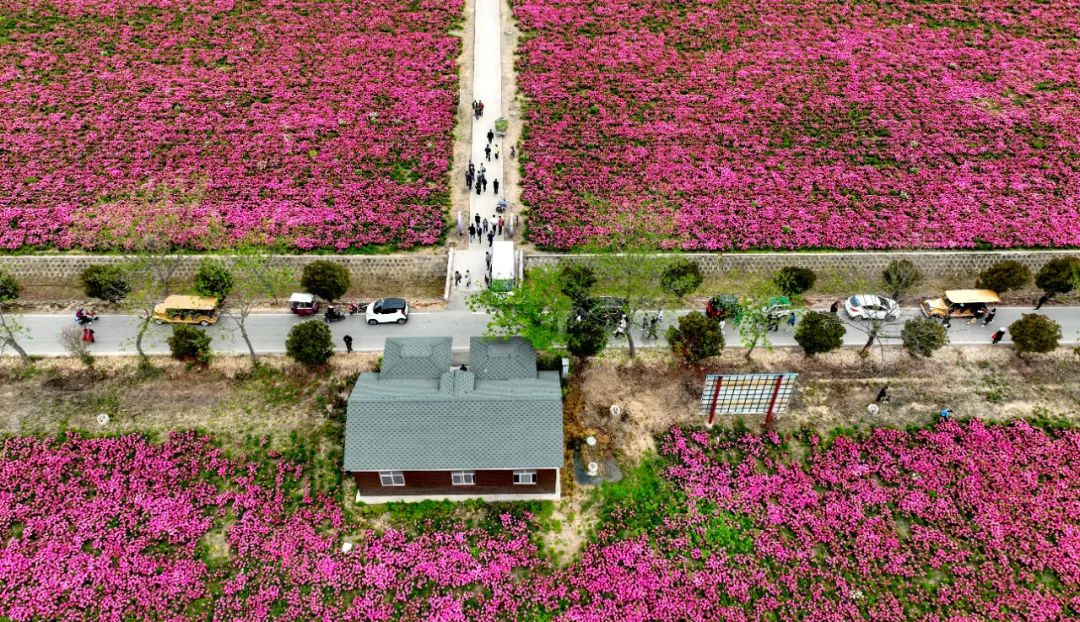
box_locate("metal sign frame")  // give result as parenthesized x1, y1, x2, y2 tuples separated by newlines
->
(700, 373, 798, 428)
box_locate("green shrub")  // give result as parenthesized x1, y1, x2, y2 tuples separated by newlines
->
(558, 263, 596, 304)
(774, 266, 816, 296)
(301, 260, 351, 302)
(80, 265, 131, 303)
(793, 310, 845, 357)
(1035, 257, 1080, 295)
(1009, 314, 1061, 356)
(285, 320, 334, 366)
(881, 259, 922, 301)
(0, 269, 19, 303)
(167, 325, 212, 366)
(901, 317, 948, 358)
(599, 455, 680, 539)
(976, 260, 1031, 294)
(193, 259, 234, 303)
(660, 258, 703, 300)
(666, 311, 723, 363)
(567, 315, 607, 359)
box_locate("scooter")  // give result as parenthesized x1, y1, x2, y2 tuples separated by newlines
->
(75, 309, 99, 326)
(323, 307, 346, 323)
(348, 302, 368, 315)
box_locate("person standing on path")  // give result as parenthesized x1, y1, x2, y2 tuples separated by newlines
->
(487, 129, 494, 144)
(510, 145, 516, 159)
(1034, 292, 1051, 310)
(343, 334, 353, 353)
(983, 307, 997, 326)
(991, 328, 1006, 344)
(493, 179, 499, 195)
(786, 311, 797, 332)
(484, 144, 491, 161)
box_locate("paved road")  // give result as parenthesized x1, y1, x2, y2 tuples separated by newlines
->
(8, 307, 1078, 357)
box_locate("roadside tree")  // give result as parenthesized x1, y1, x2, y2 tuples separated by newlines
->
(735, 281, 787, 361)
(59, 326, 94, 368)
(774, 266, 816, 297)
(558, 263, 597, 305)
(976, 260, 1030, 294)
(588, 245, 675, 358)
(301, 261, 351, 303)
(794, 311, 845, 357)
(286, 320, 334, 367)
(660, 258, 703, 302)
(220, 252, 295, 368)
(193, 259, 234, 303)
(168, 325, 212, 367)
(468, 266, 572, 353)
(667, 311, 723, 363)
(0, 270, 31, 366)
(1009, 314, 1061, 357)
(901, 318, 948, 358)
(1035, 257, 1080, 298)
(80, 264, 131, 304)
(881, 259, 923, 302)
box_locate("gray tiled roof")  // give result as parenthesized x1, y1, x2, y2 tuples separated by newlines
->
(469, 336, 538, 380)
(344, 338, 563, 471)
(380, 337, 453, 380)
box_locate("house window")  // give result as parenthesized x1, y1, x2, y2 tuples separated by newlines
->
(378, 471, 405, 487)
(513, 470, 537, 485)
(451, 471, 475, 486)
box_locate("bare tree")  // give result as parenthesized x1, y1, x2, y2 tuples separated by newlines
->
(59, 326, 94, 368)
(220, 251, 295, 368)
(0, 270, 32, 366)
(841, 315, 903, 369)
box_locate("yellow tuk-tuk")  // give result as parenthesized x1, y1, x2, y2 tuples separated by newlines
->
(920, 289, 1000, 319)
(152, 295, 220, 326)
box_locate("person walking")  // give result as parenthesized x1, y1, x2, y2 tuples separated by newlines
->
(942, 315, 952, 330)
(481, 176, 488, 193)
(967, 306, 985, 325)
(1034, 292, 1051, 310)
(510, 145, 516, 159)
(484, 144, 491, 161)
(87, 328, 95, 344)
(656, 309, 664, 325)
(482, 218, 489, 235)
(343, 334, 353, 353)
(983, 307, 997, 326)
(465, 270, 472, 288)
(614, 315, 627, 338)
(487, 129, 494, 144)
(487, 231, 495, 247)
(454, 270, 462, 287)
(471, 100, 477, 116)
(468, 224, 475, 240)
(474, 213, 480, 228)
(718, 318, 726, 332)
(476, 180, 482, 195)
(875, 385, 890, 403)
(493, 179, 499, 195)
(478, 101, 484, 117)
(830, 300, 840, 314)
(786, 311, 797, 332)
(485, 251, 491, 269)
(497, 216, 504, 235)
(991, 327, 1006, 344)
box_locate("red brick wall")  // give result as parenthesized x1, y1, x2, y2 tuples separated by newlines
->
(353, 469, 557, 496)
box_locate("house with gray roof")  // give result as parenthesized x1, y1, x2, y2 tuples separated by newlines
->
(345, 336, 564, 502)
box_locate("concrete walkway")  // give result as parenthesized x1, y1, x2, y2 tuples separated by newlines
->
(449, 0, 512, 310)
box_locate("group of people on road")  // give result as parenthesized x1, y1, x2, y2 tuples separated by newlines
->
(466, 161, 498, 196)
(613, 310, 664, 340)
(470, 212, 506, 247)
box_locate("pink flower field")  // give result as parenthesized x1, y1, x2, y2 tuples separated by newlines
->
(0, 0, 462, 250)
(512, 0, 1080, 250)
(1, 421, 1077, 620)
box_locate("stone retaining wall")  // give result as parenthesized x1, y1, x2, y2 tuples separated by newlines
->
(524, 250, 1080, 279)
(0, 254, 447, 297)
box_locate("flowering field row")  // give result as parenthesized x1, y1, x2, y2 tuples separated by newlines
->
(2, 421, 1075, 620)
(0, 0, 462, 250)
(511, 0, 1080, 250)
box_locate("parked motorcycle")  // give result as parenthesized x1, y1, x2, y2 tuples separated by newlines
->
(323, 307, 346, 323)
(348, 302, 368, 315)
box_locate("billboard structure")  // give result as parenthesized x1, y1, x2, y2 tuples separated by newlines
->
(699, 373, 798, 428)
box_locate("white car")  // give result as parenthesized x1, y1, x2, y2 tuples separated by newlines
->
(366, 297, 409, 325)
(844, 295, 900, 321)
